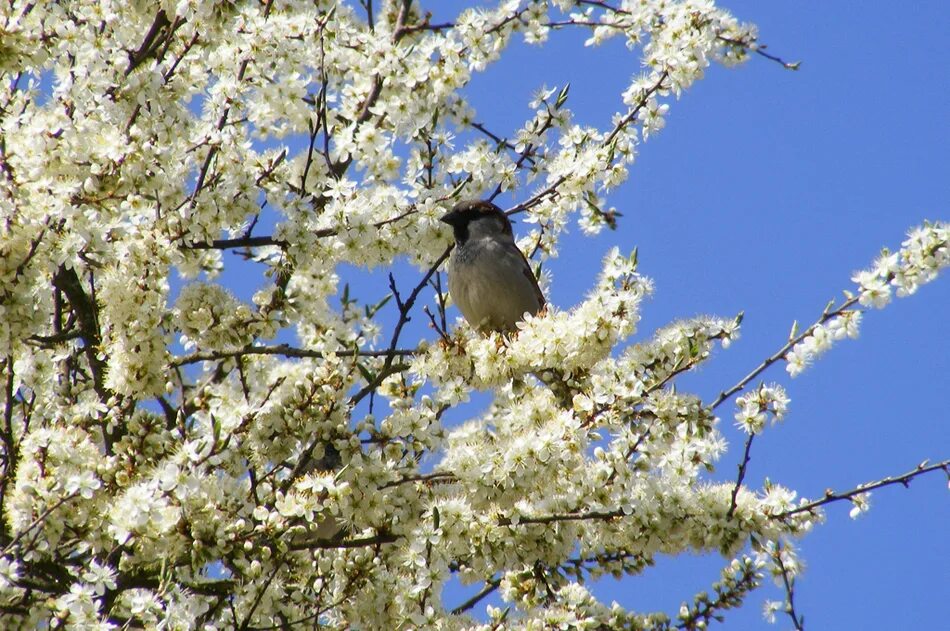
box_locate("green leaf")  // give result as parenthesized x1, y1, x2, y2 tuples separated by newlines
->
(356, 363, 375, 383)
(555, 82, 571, 109)
(366, 293, 392, 317)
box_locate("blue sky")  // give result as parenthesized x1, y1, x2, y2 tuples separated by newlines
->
(416, 1, 949, 627)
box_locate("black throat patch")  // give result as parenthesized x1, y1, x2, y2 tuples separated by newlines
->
(452, 221, 470, 246)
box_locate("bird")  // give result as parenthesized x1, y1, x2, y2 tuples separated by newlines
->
(441, 199, 545, 333)
(291, 443, 345, 543)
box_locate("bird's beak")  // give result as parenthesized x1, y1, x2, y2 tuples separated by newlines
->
(440, 209, 461, 226)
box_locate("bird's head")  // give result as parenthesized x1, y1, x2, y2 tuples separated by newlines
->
(440, 199, 514, 245)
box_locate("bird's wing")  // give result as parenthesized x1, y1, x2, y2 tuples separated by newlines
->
(516, 245, 546, 310)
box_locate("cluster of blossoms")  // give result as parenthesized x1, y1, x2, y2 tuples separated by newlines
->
(758, 540, 802, 624)
(0, 0, 943, 629)
(784, 310, 861, 377)
(853, 221, 950, 306)
(785, 221, 948, 377)
(734, 384, 790, 434)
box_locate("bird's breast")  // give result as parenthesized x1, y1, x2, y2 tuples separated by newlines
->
(448, 239, 543, 331)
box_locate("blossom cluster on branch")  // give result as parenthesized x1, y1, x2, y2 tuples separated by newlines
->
(0, 1, 945, 629)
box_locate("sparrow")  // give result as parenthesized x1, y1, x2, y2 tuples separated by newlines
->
(441, 199, 545, 333)
(292, 443, 345, 543)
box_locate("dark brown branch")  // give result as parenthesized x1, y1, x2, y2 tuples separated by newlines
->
(500, 508, 626, 526)
(509, 70, 670, 217)
(713, 296, 863, 521)
(51, 266, 109, 402)
(288, 532, 398, 551)
(451, 577, 501, 615)
(773, 459, 950, 520)
(394, 14, 454, 38)
(361, 0, 374, 29)
(488, 95, 562, 201)
(717, 36, 801, 70)
(378, 472, 456, 490)
(281, 401, 340, 490)
(423, 305, 450, 343)
(11, 227, 46, 282)
(238, 549, 284, 631)
(1, 493, 78, 556)
(316, 0, 413, 182)
(126, 10, 172, 75)
(709, 296, 859, 411)
(182, 205, 429, 250)
(772, 542, 805, 631)
(27, 330, 82, 345)
(470, 122, 517, 152)
(676, 557, 760, 630)
(350, 247, 451, 406)
(0, 359, 17, 543)
(726, 432, 756, 520)
(187, 2, 264, 212)
(173, 344, 417, 367)
(578, 0, 630, 14)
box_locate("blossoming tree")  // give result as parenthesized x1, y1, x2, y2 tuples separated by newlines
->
(0, 0, 946, 628)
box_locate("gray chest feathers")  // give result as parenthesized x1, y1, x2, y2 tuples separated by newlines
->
(447, 237, 543, 332)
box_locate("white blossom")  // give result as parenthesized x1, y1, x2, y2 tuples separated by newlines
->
(849, 492, 872, 519)
(735, 384, 789, 434)
(762, 599, 782, 623)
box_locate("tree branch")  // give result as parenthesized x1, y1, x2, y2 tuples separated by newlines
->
(288, 532, 398, 552)
(772, 542, 805, 631)
(500, 508, 626, 526)
(173, 344, 417, 367)
(51, 266, 109, 402)
(717, 36, 801, 70)
(726, 432, 756, 520)
(510, 70, 670, 217)
(773, 459, 950, 520)
(349, 247, 451, 406)
(709, 296, 859, 411)
(451, 577, 501, 615)
(676, 558, 760, 630)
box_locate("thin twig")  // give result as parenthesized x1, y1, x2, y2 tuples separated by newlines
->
(726, 432, 756, 519)
(423, 305, 450, 343)
(350, 247, 452, 406)
(288, 532, 398, 551)
(773, 542, 805, 631)
(173, 344, 417, 366)
(773, 458, 950, 520)
(499, 508, 626, 526)
(378, 472, 456, 490)
(509, 70, 670, 217)
(451, 577, 502, 615)
(717, 36, 801, 70)
(709, 296, 859, 411)
(1, 493, 79, 556)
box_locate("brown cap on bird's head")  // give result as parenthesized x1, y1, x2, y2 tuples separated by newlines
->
(440, 199, 513, 239)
